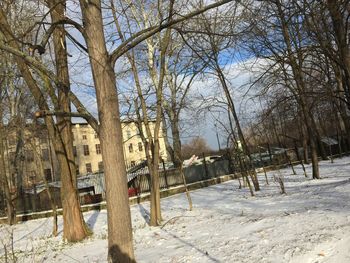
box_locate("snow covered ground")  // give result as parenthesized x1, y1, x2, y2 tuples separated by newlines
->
(1, 157, 350, 262)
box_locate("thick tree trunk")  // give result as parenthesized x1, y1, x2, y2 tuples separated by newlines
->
(79, 1, 135, 261)
(309, 115, 327, 160)
(310, 139, 320, 179)
(48, 0, 90, 241)
(14, 128, 24, 200)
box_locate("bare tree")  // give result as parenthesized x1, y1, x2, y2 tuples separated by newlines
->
(178, 1, 261, 190)
(244, 0, 321, 178)
(182, 137, 212, 159)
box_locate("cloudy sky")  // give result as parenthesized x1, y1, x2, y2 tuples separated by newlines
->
(67, 52, 263, 150)
(182, 59, 264, 149)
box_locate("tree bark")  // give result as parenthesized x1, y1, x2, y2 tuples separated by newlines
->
(48, 0, 91, 241)
(79, 1, 135, 261)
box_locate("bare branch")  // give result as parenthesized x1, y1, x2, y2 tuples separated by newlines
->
(109, 0, 234, 64)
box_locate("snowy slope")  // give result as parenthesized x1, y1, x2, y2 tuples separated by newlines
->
(1, 157, 350, 262)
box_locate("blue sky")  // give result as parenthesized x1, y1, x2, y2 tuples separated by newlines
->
(63, 0, 264, 150)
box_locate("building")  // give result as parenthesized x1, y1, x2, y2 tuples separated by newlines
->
(1, 124, 58, 191)
(2, 120, 169, 189)
(72, 121, 168, 175)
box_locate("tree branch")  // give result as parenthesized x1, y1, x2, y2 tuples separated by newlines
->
(36, 18, 85, 54)
(0, 40, 99, 132)
(35, 110, 92, 119)
(109, 0, 234, 65)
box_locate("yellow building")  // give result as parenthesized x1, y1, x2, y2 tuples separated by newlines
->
(72, 121, 169, 175)
(3, 120, 169, 189)
(3, 125, 59, 189)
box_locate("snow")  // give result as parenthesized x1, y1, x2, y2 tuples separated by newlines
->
(1, 157, 350, 262)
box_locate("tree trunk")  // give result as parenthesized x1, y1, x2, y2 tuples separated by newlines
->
(217, 69, 260, 191)
(0, 114, 16, 225)
(302, 105, 320, 179)
(14, 127, 24, 203)
(171, 115, 182, 169)
(238, 153, 254, 196)
(172, 115, 192, 210)
(300, 122, 309, 164)
(310, 115, 327, 160)
(149, 157, 162, 226)
(79, 1, 135, 261)
(48, 0, 90, 241)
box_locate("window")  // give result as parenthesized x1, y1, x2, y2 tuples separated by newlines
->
(131, 161, 136, 167)
(42, 148, 49, 161)
(73, 146, 77, 157)
(83, 145, 90, 156)
(76, 165, 80, 175)
(82, 134, 87, 140)
(86, 163, 92, 173)
(44, 169, 52, 182)
(94, 133, 98, 139)
(126, 130, 131, 139)
(95, 144, 101, 154)
(138, 142, 143, 152)
(128, 143, 133, 153)
(26, 150, 34, 162)
(98, 161, 103, 172)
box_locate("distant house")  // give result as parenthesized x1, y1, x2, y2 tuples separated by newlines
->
(71, 121, 169, 175)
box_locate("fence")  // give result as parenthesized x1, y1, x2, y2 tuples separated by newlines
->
(3, 142, 345, 217)
(0, 159, 232, 216)
(131, 160, 231, 194)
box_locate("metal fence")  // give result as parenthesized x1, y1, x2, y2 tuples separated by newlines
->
(1, 141, 348, 217)
(0, 159, 233, 216)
